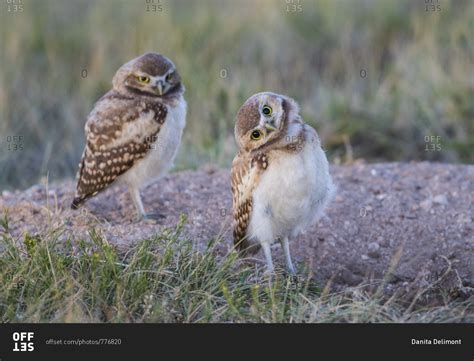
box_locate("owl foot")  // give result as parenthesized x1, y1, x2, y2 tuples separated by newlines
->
(134, 212, 166, 223)
(262, 269, 276, 281)
(145, 212, 166, 220)
(279, 237, 297, 275)
(286, 265, 297, 276)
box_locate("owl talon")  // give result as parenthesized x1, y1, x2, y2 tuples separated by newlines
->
(144, 212, 166, 220)
(132, 214, 156, 224)
(286, 265, 297, 276)
(133, 214, 146, 223)
(262, 269, 276, 280)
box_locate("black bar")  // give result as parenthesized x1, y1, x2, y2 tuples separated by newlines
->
(0, 324, 472, 360)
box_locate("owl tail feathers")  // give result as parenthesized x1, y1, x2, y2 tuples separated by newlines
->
(234, 236, 261, 256)
(70, 195, 87, 210)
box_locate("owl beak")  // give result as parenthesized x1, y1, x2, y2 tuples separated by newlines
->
(264, 121, 277, 132)
(155, 81, 164, 96)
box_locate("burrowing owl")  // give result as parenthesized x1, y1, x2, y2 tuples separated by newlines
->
(71, 52, 186, 219)
(231, 92, 334, 273)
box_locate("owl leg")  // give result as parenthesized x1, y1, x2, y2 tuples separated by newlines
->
(129, 186, 147, 220)
(261, 242, 274, 273)
(280, 237, 296, 275)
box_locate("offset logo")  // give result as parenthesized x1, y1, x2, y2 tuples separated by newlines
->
(12, 332, 34, 352)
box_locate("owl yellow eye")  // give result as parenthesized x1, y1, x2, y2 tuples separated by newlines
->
(262, 105, 272, 117)
(137, 75, 150, 84)
(250, 130, 262, 141)
(165, 73, 173, 82)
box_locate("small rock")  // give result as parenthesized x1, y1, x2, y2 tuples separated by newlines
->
(420, 198, 432, 210)
(368, 242, 380, 258)
(368, 242, 380, 252)
(144, 218, 158, 225)
(339, 269, 363, 286)
(433, 194, 448, 205)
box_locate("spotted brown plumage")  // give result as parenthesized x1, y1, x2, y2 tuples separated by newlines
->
(71, 92, 168, 208)
(231, 151, 269, 254)
(71, 52, 186, 218)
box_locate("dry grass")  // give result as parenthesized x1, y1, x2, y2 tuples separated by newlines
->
(0, 0, 473, 190)
(1, 214, 471, 323)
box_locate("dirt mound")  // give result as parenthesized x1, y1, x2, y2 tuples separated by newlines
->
(1, 162, 472, 302)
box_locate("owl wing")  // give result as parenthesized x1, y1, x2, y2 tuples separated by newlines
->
(71, 92, 168, 208)
(231, 151, 269, 254)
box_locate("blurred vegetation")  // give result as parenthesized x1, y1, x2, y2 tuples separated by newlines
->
(0, 0, 473, 190)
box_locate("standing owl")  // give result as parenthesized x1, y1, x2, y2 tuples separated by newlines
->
(71, 52, 186, 219)
(231, 92, 334, 273)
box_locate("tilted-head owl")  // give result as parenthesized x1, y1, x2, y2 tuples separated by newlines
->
(231, 92, 334, 273)
(71, 52, 186, 219)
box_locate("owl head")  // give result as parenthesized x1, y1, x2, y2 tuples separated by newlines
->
(235, 92, 301, 152)
(112, 52, 184, 100)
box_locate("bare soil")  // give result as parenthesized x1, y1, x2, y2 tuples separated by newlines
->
(1, 161, 472, 303)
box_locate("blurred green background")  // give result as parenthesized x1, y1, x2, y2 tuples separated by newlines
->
(0, 0, 473, 190)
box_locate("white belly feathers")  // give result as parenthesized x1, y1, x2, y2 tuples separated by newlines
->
(120, 96, 187, 188)
(248, 134, 334, 244)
